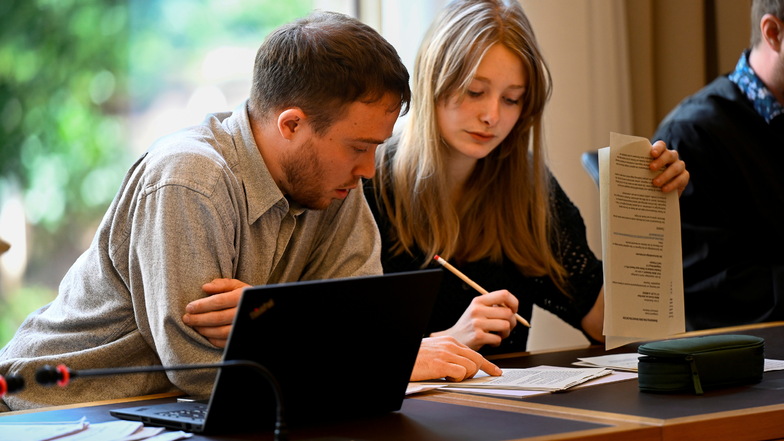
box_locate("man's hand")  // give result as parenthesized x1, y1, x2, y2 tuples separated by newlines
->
(649, 140, 690, 196)
(430, 290, 518, 350)
(182, 278, 248, 348)
(410, 335, 502, 382)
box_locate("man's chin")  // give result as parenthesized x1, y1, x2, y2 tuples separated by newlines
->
(309, 201, 332, 210)
(290, 187, 352, 210)
(293, 197, 332, 211)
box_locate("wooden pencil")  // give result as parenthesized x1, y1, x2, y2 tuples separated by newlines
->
(434, 255, 531, 327)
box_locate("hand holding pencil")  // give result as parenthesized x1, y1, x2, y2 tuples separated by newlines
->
(434, 255, 531, 328)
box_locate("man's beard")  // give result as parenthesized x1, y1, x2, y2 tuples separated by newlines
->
(279, 140, 330, 210)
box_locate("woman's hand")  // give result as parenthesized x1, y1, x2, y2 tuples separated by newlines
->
(649, 140, 690, 196)
(430, 289, 519, 350)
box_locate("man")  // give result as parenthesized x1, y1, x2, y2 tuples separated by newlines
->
(0, 11, 496, 412)
(652, 0, 784, 330)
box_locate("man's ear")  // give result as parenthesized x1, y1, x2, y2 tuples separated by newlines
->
(277, 108, 307, 140)
(761, 14, 783, 51)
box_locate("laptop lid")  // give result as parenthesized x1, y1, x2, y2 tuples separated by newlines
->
(112, 269, 442, 433)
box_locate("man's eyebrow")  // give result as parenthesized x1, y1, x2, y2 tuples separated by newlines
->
(350, 137, 388, 145)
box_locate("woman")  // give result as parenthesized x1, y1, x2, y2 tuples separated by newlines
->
(365, 0, 688, 355)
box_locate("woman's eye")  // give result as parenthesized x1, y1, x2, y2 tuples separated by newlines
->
(466, 90, 482, 98)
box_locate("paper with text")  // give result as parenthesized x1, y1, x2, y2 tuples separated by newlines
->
(442, 370, 636, 399)
(600, 133, 685, 350)
(412, 367, 611, 392)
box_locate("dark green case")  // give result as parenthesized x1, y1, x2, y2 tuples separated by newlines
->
(637, 334, 764, 394)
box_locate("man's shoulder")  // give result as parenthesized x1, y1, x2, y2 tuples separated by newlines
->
(141, 116, 239, 184)
(666, 77, 744, 121)
(150, 115, 232, 158)
(654, 77, 753, 141)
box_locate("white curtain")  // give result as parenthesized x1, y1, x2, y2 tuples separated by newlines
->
(521, 0, 634, 350)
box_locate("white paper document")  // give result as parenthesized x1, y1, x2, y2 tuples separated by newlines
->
(599, 133, 685, 350)
(412, 366, 611, 392)
(442, 370, 637, 399)
(576, 353, 784, 374)
(764, 359, 784, 372)
(456, 367, 611, 391)
(0, 417, 89, 441)
(573, 353, 640, 372)
(0, 418, 192, 441)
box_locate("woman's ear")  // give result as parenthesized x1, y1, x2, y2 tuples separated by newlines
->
(277, 108, 307, 140)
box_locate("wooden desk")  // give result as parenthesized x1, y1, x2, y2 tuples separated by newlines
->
(2, 322, 784, 440)
(0, 391, 654, 440)
(430, 321, 784, 441)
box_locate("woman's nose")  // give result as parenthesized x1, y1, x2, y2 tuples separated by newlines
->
(479, 100, 500, 126)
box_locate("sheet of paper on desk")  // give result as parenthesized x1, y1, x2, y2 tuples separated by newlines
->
(573, 354, 784, 374)
(450, 367, 612, 391)
(0, 417, 193, 441)
(599, 133, 685, 350)
(573, 353, 640, 372)
(407, 367, 636, 398)
(0, 416, 88, 441)
(412, 366, 612, 392)
(765, 359, 784, 372)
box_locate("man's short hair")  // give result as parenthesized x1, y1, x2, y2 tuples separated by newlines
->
(751, 0, 784, 47)
(249, 11, 410, 135)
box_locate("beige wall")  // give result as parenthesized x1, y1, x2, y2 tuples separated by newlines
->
(523, 0, 630, 350)
(628, 0, 751, 137)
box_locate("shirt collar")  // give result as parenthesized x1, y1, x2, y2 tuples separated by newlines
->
(727, 50, 783, 124)
(229, 101, 306, 221)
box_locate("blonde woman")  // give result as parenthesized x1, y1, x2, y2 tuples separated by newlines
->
(366, 0, 689, 355)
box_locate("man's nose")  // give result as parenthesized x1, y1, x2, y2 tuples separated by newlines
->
(354, 151, 376, 179)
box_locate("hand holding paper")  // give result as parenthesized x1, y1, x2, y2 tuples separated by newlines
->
(599, 133, 685, 350)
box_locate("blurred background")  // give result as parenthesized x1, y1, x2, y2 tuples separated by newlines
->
(0, 0, 751, 349)
(0, 0, 319, 345)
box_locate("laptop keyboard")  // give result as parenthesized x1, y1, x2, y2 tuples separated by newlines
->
(155, 404, 208, 421)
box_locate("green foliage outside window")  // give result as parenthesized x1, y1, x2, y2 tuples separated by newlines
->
(0, 0, 313, 347)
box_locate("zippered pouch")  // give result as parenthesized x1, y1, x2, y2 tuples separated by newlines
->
(637, 334, 764, 394)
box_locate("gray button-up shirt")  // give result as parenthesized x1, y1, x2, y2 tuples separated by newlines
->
(0, 102, 382, 411)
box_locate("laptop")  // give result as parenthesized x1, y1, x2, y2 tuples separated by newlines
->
(110, 269, 442, 434)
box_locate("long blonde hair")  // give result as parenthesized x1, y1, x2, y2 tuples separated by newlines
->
(374, 0, 569, 293)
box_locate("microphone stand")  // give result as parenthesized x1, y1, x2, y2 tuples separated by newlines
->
(36, 360, 288, 441)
